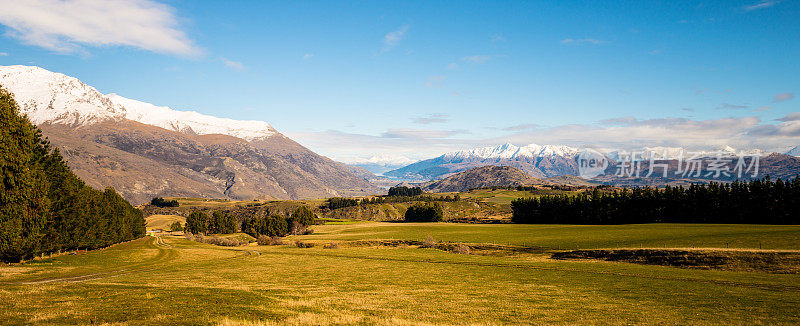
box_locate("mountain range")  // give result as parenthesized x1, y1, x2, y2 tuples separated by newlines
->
(385, 142, 800, 185)
(0, 65, 379, 204)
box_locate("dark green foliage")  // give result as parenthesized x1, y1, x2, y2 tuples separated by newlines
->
(511, 177, 800, 225)
(150, 197, 179, 207)
(209, 211, 237, 234)
(359, 194, 459, 206)
(288, 206, 316, 234)
(241, 215, 289, 237)
(388, 186, 422, 197)
(185, 211, 209, 235)
(326, 197, 359, 209)
(170, 221, 184, 232)
(404, 202, 444, 222)
(0, 86, 145, 262)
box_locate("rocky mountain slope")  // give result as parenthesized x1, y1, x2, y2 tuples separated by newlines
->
(0, 65, 378, 204)
(421, 166, 545, 193)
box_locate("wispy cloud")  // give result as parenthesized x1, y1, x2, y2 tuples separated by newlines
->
(461, 54, 505, 64)
(502, 123, 539, 132)
(716, 103, 750, 110)
(774, 92, 794, 102)
(446, 62, 458, 70)
(302, 53, 314, 60)
(754, 106, 772, 112)
(221, 58, 244, 71)
(412, 114, 449, 125)
(382, 25, 409, 52)
(681, 108, 695, 112)
(490, 34, 506, 43)
(0, 0, 200, 57)
(0, 52, 7, 56)
(776, 112, 800, 122)
(424, 75, 446, 89)
(560, 38, 607, 45)
(381, 128, 468, 139)
(744, 0, 778, 11)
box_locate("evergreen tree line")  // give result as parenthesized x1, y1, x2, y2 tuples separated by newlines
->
(241, 206, 316, 238)
(185, 210, 238, 235)
(326, 194, 460, 210)
(388, 186, 422, 197)
(511, 177, 800, 225)
(0, 87, 145, 262)
(150, 197, 179, 207)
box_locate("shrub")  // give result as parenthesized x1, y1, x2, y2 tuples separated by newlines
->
(323, 242, 339, 249)
(257, 235, 285, 246)
(452, 244, 471, 255)
(388, 186, 423, 197)
(294, 240, 314, 248)
(404, 203, 444, 222)
(169, 221, 184, 232)
(421, 235, 437, 248)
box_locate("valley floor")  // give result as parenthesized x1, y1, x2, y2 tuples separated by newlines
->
(1, 223, 799, 325)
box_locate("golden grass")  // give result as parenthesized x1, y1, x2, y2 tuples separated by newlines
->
(145, 214, 185, 231)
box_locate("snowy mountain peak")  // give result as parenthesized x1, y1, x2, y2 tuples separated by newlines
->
(442, 143, 580, 160)
(0, 65, 275, 141)
(787, 146, 800, 157)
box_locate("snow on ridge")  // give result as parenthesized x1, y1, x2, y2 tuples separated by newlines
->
(442, 143, 581, 161)
(786, 146, 800, 157)
(0, 65, 275, 141)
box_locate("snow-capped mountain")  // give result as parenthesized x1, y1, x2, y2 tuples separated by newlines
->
(0, 65, 378, 203)
(385, 143, 582, 180)
(442, 143, 581, 160)
(347, 154, 417, 175)
(787, 146, 800, 157)
(0, 65, 275, 140)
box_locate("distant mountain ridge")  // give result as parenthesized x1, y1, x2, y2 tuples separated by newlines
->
(0, 65, 378, 204)
(386, 142, 800, 184)
(421, 165, 546, 193)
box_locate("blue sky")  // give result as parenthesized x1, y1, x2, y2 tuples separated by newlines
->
(0, 0, 798, 163)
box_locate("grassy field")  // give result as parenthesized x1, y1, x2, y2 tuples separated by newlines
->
(2, 223, 800, 324)
(145, 214, 186, 231)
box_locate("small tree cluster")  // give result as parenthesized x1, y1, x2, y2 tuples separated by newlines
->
(404, 202, 444, 222)
(150, 197, 179, 207)
(388, 186, 422, 197)
(169, 221, 184, 232)
(185, 210, 237, 235)
(242, 206, 316, 238)
(326, 197, 359, 209)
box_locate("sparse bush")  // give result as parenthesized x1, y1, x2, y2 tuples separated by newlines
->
(301, 228, 314, 235)
(323, 242, 339, 249)
(421, 235, 437, 248)
(257, 235, 285, 246)
(294, 240, 314, 248)
(452, 244, 471, 255)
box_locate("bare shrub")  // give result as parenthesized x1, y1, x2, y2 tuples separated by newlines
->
(421, 235, 437, 248)
(452, 244, 471, 255)
(323, 242, 339, 249)
(258, 235, 285, 246)
(295, 240, 315, 248)
(301, 228, 314, 235)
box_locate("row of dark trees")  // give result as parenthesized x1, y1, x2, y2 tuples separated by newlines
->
(388, 186, 423, 197)
(326, 193, 459, 210)
(511, 177, 800, 225)
(241, 206, 316, 237)
(185, 211, 238, 235)
(0, 87, 145, 262)
(150, 197, 179, 207)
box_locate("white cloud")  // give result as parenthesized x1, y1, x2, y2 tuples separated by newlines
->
(0, 0, 200, 57)
(382, 25, 409, 52)
(0, 52, 8, 56)
(446, 62, 458, 70)
(560, 38, 607, 45)
(412, 114, 449, 125)
(221, 58, 244, 71)
(302, 53, 314, 59)
(744, 0, 777, 11)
